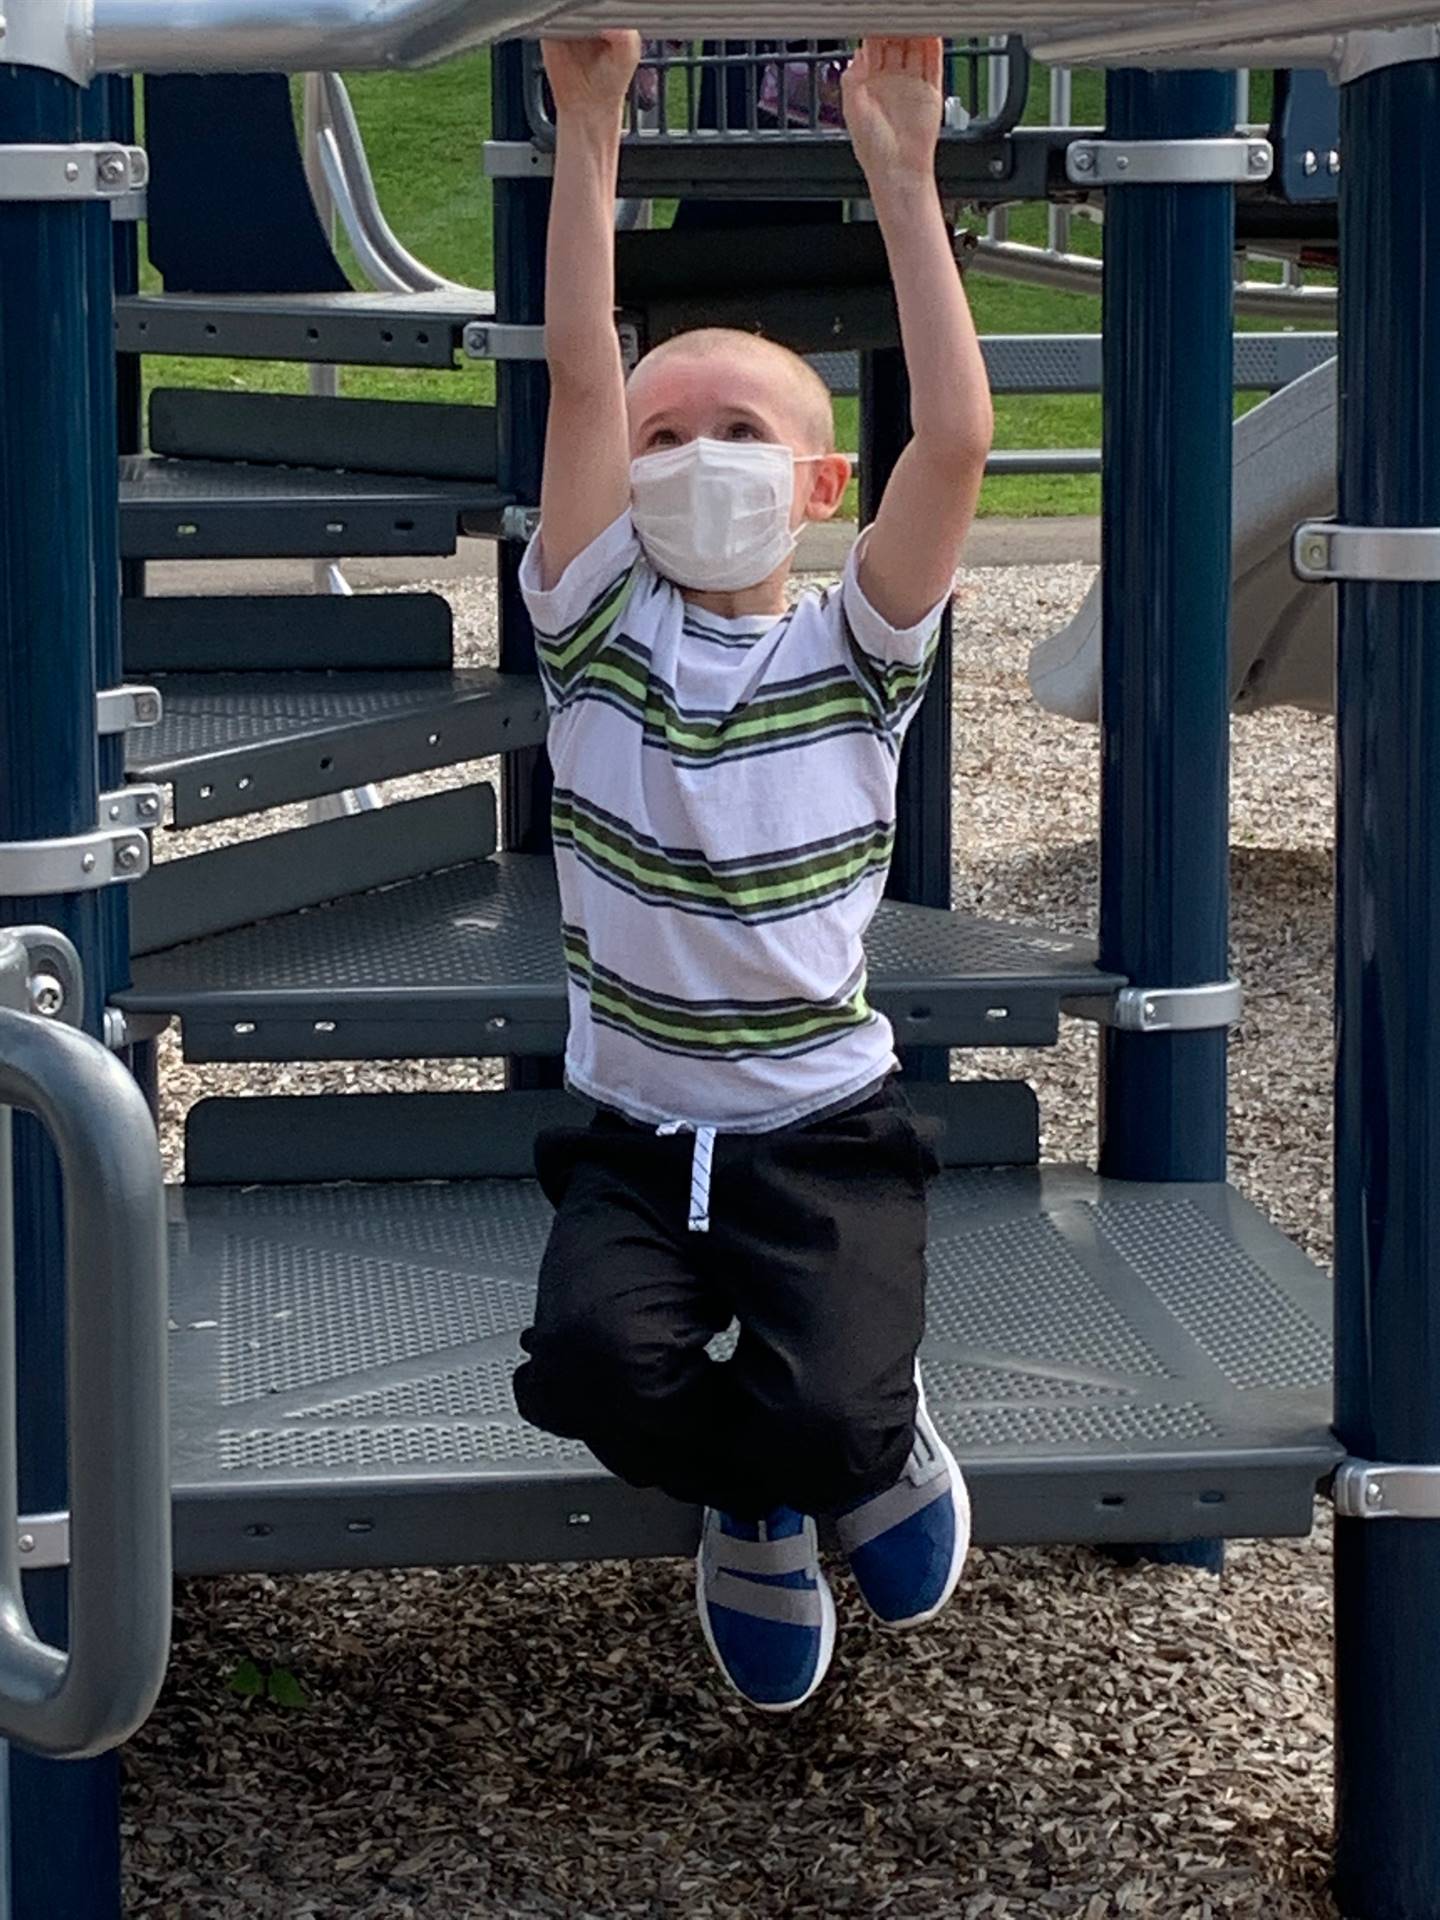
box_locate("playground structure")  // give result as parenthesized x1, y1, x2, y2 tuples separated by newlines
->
(0, 5, 1437, 1917)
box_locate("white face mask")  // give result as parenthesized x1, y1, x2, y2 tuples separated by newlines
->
(630, 437, 804, 591)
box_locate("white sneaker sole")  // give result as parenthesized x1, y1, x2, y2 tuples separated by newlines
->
(695, 1517, 838, 1713)
(877, 1380, 973, 1633)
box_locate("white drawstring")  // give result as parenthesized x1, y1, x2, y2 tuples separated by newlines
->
(657, 1121, 716, 1233)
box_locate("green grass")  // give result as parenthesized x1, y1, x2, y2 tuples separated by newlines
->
(141, 58, 1312, 521)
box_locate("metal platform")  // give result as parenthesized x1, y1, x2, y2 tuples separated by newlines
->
(117, 851, 1124, 1061)
(126, 670, 547, 827)
(167, 1155, 1338, 1577)
(119, 455, 511, 560)
(115, 290, 494, 370)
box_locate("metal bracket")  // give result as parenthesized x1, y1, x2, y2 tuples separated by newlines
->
(0, 927, 83, 1026)
(0, 824, 150, 896)
(102, 1007, 169, 1053)
(1064, 980, 1243, 1034)
(0, 143, 147, 203)
(1334, 1462, 1440, 1520)
(99, 785, 163, 831)
(97, 684, 162, 736)
(483, 141, 554, 180)
(1294, 520, 1440, 584)
(501, 506, 541, 543)
(16, 1513, 70, 1572)
(461, 320, 547, 362)
(1338, 26, 1440, 86)
(1066, 137, 1273, 187)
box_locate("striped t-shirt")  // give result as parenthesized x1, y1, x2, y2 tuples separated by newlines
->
(521, 512, 948, 1132)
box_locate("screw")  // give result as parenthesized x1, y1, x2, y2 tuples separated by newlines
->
(17, 1534, 34, 1557)
(1143, 999, 1158, 1024)
(1072, 148, 1095, 174)
(116, 842, 142, 872)
(64, 161, 80, 183)
(987, 156, 1006, 179)
(1301, 535, 1330, 573)
(133, 692, 160, 724)
(81, 852, 96, 873)
(1366, 1478, 1384, 1506)
(98, 151, 129, 186)
(1327, 150, 1341, 175)
(28, 974, 65, 1019)
(1115, 154, 1130, 172)
(567, 1512, 592, 1527)
(138, 793, 160, 819)
(1248, 144, 1269, 174)
(107, 800, 122, 821)
(1303, 149, 1319, 177)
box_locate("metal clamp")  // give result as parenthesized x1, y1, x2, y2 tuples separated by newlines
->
(1294, 520, 1440, 584)
(461, 320, 547, 362)
(97, 684, 162, 736)
(0, 927, 83, 1027)
(16, 1513, 70, 1572)
(1066, 137, 1273, 187)
(0, 143, 147, 203)
(501, 505, 541, 543)
(1334, 1462, 1440, 1521)
(483, 141, 554, 180)
(0, 824, 150, 896)
(99, 785, 163, 831)
(1065, 980, 1243, 1034)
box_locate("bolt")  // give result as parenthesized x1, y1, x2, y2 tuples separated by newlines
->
(17, 1534, 33, 1557)
(64, 161, 80, 183)
(1302, 535, 1330, 573)
(138, 792, 160, 819)
(1327, 150, 1341, 175)
(133, 692, 160, 724)
(28, 974, 65, 1019)
(987, 156, 1006, 179)
(1366, 1478, 1384, 1506)
(1115, 154, 1130, 172)
(1143, 999, 1158, 1024)
(1072, 148, 1095, 174)
(116, 842, 142, 872)
(1303, 149, 1319, 177)
(567, 1512, 592, 1527)
(107, 800, 122, 821)
(1249, 144, 1269, 174)
(81, 852, 96, 873)
(98, 151, 129, 186)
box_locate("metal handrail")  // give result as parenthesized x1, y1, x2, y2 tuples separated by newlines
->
(0, 935, 169, 1760)
(974, 236, 1339, 325)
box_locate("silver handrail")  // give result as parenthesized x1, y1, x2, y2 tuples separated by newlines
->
(974, 236, 1339, 325)
(0, 936, 169, 1760)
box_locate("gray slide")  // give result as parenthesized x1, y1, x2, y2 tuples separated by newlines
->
(1028, 356, 1338, 721)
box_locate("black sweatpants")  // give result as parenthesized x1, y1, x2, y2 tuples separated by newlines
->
(512, 1082, 935, 1520)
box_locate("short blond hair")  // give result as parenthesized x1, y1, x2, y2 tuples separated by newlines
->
(630, 328, 835, 452)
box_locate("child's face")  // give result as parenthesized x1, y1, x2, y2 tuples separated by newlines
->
(627, 345, 850, 528)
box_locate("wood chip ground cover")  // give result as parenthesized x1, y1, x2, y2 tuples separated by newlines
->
(127, 562, 1340, 1919)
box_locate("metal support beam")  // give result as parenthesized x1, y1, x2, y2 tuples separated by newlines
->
(865, 346, 952, 1086)
(1098, 70, 1235, 1187)
(1331, 48, 1440, 1920)
(0, 60, 127, 1920)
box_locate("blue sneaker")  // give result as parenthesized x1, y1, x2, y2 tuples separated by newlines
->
(696, 1506, 836, 1711)
(837, 1374, 971, 1629)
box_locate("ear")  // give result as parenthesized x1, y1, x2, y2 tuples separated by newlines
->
(801, 453, 853, 523)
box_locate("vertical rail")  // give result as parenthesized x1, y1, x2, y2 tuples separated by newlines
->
(1332, 49, 1440, 1920)
(0, 60, 125, 1920)
(1047, 66, 1072, 256)
(1097, 70, 1235, 1185)
(863, 347, 953, 1085)
(492, 44, 560, 1089)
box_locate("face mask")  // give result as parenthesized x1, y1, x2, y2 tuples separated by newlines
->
(630, 437, 807, 591)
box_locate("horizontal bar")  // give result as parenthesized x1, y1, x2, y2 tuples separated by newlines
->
(1294, 520, 1440, 583)
(1068, 135, 1272, 185)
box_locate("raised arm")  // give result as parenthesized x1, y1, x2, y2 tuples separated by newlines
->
(535, 33, 641, 588)
(841, 39, 994, 628)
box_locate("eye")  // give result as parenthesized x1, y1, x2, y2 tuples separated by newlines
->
(724, 420, 765, 442)
(646, 428, 682, 450)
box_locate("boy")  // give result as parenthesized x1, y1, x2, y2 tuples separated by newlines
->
(512, 33, 994, 1711)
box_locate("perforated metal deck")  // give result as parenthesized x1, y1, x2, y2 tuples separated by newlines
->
(119, 455, 511, 559)
(115, 290, 494, 370)
(118, 852, 1124, 1060)
(127, 670, 547, 826)
(168, 1164, 1338, 1575)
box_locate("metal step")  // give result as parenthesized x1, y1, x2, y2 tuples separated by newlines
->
(115, 289, 494, 370)
(117, 850, 1126, 1062)
(126, 669, 546, 827)
(119, 454, 511, 560)
(167, 1097, 1338, 1576)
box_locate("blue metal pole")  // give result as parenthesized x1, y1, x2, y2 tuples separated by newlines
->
(1096, 72, 1236, 1578)
(1098, 69, 1235, 1187)
(0, 62, 126, 1920)
(864, 347, 954, 1086)
(1332, 50, 1440, 1920)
